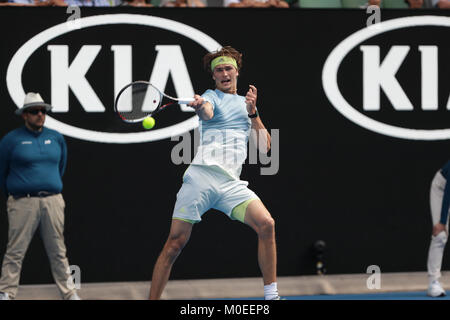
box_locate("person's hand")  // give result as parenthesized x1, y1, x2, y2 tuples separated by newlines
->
(245, 85, 257, 115)
(188, 95, 205, 111)
(433, 223, 447, 236)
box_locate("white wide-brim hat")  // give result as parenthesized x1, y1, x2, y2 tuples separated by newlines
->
(15, 92, 52, 115)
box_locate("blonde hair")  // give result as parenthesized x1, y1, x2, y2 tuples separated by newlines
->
(203, 46, 243, 74)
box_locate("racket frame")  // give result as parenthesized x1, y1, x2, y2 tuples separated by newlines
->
(114, 80, 194, 123)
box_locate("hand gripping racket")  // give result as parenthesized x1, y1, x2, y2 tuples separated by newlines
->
(114, 81, 195, 123)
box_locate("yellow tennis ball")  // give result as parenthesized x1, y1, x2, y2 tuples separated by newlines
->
(142, 117, 155, 130)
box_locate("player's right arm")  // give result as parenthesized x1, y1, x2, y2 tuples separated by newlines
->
(189, 95, 214, 121)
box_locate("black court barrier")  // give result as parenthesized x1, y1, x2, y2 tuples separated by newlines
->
(0, 7, 449, 284)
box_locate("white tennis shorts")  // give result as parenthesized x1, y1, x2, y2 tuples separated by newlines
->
(172, 165, 259, 223)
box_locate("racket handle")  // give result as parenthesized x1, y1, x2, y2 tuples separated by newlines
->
(177, 98, 195, 104)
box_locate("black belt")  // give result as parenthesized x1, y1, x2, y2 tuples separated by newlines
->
(11, 191, 58, 199)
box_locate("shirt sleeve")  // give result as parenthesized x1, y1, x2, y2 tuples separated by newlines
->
(201, 89, 218, 111)
(59, 134, 67, 177)
(0, 137, 10, 196)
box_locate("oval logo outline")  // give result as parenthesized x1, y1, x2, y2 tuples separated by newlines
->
(322, 15, 450, 141)
(6, 14, 222, 144)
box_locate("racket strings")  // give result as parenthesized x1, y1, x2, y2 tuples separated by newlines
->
(116, 83, 162, 122)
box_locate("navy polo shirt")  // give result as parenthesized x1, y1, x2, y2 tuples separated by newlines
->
(0, 126, 67, 196)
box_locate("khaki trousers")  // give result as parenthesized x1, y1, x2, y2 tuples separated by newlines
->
(0, 194, 76, 299)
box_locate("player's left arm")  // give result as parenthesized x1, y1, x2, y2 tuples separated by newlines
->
(246, 85, 271, 153)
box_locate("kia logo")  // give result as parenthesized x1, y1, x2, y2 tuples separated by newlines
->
(322, 16, 450, 140)
(7, 14, 222, 144)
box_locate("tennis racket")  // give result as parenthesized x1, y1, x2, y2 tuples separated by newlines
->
(114, 81, 195, 123)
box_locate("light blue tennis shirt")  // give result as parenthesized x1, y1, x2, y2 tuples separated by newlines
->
(191, 89, 252, 180)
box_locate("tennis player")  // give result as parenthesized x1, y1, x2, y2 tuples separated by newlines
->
(149, 46, 279, 300)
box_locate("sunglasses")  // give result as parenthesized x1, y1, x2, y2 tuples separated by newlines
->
(25, 108, 47, 115)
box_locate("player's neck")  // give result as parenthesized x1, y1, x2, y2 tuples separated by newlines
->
(217, 87, 237, 95)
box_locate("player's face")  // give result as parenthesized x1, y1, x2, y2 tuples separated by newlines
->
(213, 64, 239, 94)
(22, 107, 46, 131)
